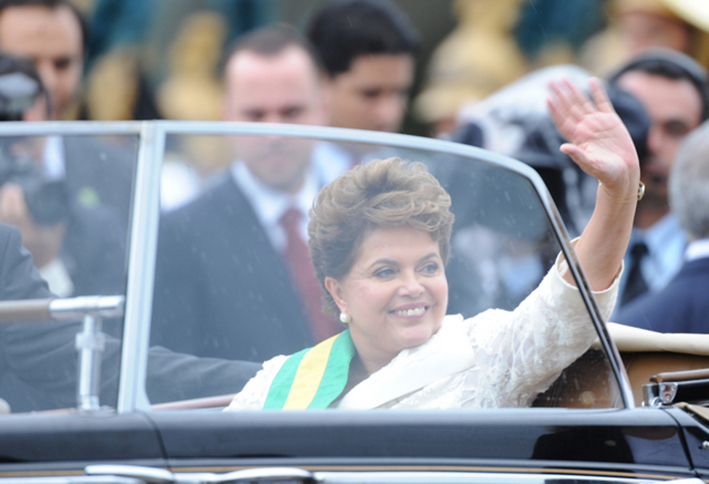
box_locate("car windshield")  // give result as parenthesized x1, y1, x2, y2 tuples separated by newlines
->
(0, 122, 626, 415)
(0, 127, 137, 413)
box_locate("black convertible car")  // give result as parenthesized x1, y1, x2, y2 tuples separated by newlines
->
(1, 122, 709, 484)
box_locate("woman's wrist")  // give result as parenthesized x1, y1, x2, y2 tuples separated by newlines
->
(598, 181, 645, 204)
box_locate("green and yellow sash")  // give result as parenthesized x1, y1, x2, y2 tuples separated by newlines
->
(263, 330, 356, 410)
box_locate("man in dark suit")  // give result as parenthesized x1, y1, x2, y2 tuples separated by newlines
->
(151, 28, 341, 363)
(616, 120, 709, 333)
(0, 222, 59, 411)
(0, 0, 134, 223)
(0, 219, 124, 412)
(0, 223, 51, 300)
(0, 52, 127, 301)
(608, 50, 709, 311)
(0, 221, 260, 412)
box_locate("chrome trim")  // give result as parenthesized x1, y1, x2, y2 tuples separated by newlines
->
(201, 467, 313, 483)
(0, 474, 700, 484)
(660, 382, 679, 404)
(75, 313, 104, 411)
(310, 473, 703, 484)
(0, 477, 144, 484)
(117, 122, 164, 413)
(49, 296, 125, 320)
(84, 465, 315, 484)
(0, 294, 124, 410)
(0, 120, 143, 135)
(643, 383, 660, 407)
(85, 465, 173, 483)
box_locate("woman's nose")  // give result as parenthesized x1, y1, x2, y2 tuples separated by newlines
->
(397, 272, 424, 297)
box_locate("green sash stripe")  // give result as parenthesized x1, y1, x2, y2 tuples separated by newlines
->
(262, 330, 355, 410)
(262, 348, 308, 409)
(308, 330, 356, 408)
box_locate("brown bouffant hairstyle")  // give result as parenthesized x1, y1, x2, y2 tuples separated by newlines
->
(308, 157, 455, 315)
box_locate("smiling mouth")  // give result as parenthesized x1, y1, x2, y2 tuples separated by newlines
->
(391, 306, 428, 317)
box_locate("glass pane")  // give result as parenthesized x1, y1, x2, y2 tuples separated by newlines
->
(0, 131, 136, 414)
(148, 131, 621, 410)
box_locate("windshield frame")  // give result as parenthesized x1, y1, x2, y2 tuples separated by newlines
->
(0, 120, 635, 411)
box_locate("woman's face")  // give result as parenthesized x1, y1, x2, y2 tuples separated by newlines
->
(325, 226, 448, 373)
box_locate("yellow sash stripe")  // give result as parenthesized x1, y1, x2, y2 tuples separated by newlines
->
(282, 334, 338, 409)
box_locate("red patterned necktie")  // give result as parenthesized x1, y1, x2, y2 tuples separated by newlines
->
(280, 207, 339, 342)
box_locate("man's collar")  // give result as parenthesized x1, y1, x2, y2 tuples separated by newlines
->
(633, 213, 685, 251)
(230, 161, 318, 228)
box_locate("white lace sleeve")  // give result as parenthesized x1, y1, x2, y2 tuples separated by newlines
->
(461, 253, 621, 408)
(224, 355, 288, 411)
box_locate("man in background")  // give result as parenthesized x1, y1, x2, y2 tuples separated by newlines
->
(0, 0, 85, 121)
(306, 0, 419, 136)
(0, 52, 125, 300)
(151, 27, 340, 363)
(0, 0, 133, 224)
(0, 0, 134, 301)
(608, 49, 709, 309)
(0, 213, 259, 412)
(616, 120, 709, 332)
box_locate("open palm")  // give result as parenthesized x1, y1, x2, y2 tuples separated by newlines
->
(547, 78, 639, 197)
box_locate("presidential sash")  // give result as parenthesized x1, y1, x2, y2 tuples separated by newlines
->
(263, 330, 355, 409)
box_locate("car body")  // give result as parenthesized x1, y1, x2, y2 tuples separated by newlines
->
(0, 121, 708, 484)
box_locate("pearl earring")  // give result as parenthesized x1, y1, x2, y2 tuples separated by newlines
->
(339, 312, 351, 324)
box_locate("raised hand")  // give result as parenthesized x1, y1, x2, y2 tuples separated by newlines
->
(546, 77, 641, 291)
(547, 78, 640, 201)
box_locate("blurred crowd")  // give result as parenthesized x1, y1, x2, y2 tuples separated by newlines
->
(1, 0, 709, 338)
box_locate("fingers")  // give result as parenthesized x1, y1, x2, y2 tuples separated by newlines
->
(560, 143, 589, 167)
(563, 79, 595, 118)
(589, 77, 614, 113)
(548, 80, 578, 127)
(546, 97, 565, 132)
(548, 77, 616, 119)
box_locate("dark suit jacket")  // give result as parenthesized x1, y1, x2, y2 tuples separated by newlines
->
(0, 222, 68, 411)
(0, 223, 52, 300)
(151, 174, 314, 362)
(60, 135, 132, 305)
(63, 136, 135, 227)
(615, 257, 709, 333)
(62, 203, 127, 298)
(0, 222, 259, 413)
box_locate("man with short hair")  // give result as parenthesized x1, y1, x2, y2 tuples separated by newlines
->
(0, 215, 260, 412)
(306, 0, 420, 134)
(608, 49, 709, 308)
(0, 51, 125, 299)
(0, 0, 86, 121)
(151, 27, 340, 363)
(616, 119, 709, 333)
(0, 0, 133, 224)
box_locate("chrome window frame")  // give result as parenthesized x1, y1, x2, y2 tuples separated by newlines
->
(0, 120, 635, 411)
(0, 467, 701, 484)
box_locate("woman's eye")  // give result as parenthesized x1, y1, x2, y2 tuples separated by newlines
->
(374, 268, 394, 278)
(421, 263, 439, 275)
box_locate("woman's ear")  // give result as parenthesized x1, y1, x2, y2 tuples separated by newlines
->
(325, 276, 347, 312)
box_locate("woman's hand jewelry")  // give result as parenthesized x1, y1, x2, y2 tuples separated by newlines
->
(599, 181, 645, 203)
